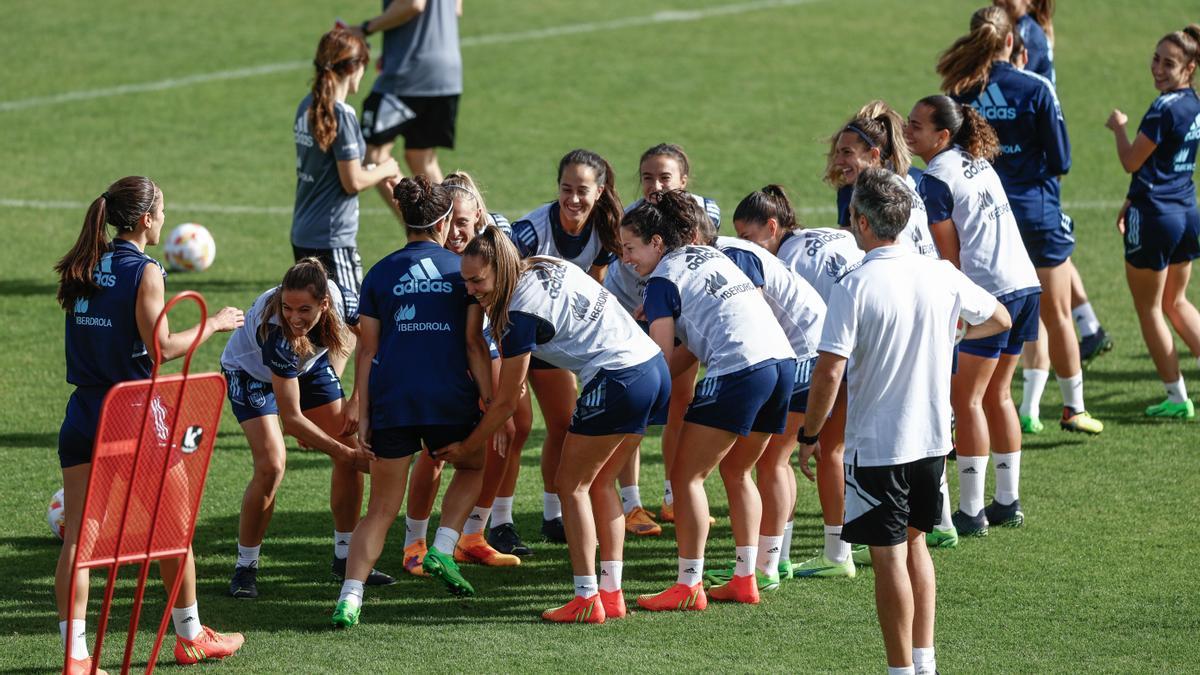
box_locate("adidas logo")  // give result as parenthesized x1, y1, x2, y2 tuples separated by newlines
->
(182, 616, 196, 624)
(972, 82, 1016, 120)
(1185, 113, 1200, 142)
(92, 252, 117, 288)
(735, 555, 745, 562)
(393, 258, 452, 295)
(468, 514, 482, 521)
(683, 567, 696, 574)
(997, 462, 1009, 469)
(600, 570, 609, 576)
(684, 245, 721, 270)
(337, 539, 349, 545)
(768, 546, 780, 553)
(962, 467, 978, 474)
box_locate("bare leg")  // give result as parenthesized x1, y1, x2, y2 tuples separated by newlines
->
(1038, 263, 1083, 383)
(756, 412, 803, 537)
(346, 457, 412, 581)
(305, 399, 365, 532)
(718, 432, 772, 547)
(407, 451, 443, 521)
(662, 361, 699, 480)
(592, 437, 642, 562)
(557, 433, 635, 575)
(1126, 264, 1180, 382)
(983, 354, 1022, 455)
(437, 447, 487, 533)
(404, 148, 443, 183)
(529, 369, 576, 497)
(496, 388, 533, 501)
(870, 540, 914, 669)
(236, 416, 287, 548)
(56, 463, 93, 621)
(908, 527, 937, 652)
(670, 423, 738, 559)
(951, 354, 998, 460)
(1162, 262, 1200, 360)
(815, 385, 848, 526)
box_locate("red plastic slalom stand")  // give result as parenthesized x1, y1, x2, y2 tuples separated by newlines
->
(63, 291, 226, 674)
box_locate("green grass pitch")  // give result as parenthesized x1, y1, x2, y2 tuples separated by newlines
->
(1, 0, 1198, 672)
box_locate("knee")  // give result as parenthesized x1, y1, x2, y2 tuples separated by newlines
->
(555, 474, 589, 498)
(253, 460, 285, 490)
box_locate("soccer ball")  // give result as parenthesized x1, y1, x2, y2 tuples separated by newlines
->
(48, 488, 66, 540)
(163, 223, 216, 272)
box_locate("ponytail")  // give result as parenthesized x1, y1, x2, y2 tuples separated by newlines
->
(558, 149, 623, 256)
(733, 184, 799, 232)
(394, 175, 452, 235)
(462, 226, 523, 340)
(309, 29, 369, 152)
(55, 176, 159, 310)
(917, 95, 1000, 161)
(259, 257, 348, 360)
(622, 189, 706, 251)
(937, 6, 1012, 96)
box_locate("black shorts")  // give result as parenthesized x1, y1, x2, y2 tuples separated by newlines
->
(360, 92, 458, 150)
(369, 423, 477, 460)
(291, 245, 362, 297)
(842, 455, 945, 547)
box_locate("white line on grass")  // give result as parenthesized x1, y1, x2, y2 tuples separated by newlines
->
(0, 0, 818, 113)
(0, 197, 1126, 216)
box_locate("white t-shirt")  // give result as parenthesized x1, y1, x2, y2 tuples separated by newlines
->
(818, 245, 998, 467)
(919, 146, 1040, 299)
(775, 228, 866, 303)
(502, 259, 660, 386)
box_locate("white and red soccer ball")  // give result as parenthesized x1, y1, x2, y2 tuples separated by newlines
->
(48, 488, 66, 540)
(163, 223, 216, 272)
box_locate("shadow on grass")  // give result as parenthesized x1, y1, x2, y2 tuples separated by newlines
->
(0, 432, 59, 448)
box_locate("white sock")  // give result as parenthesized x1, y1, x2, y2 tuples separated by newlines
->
(543, 492, 562, 520)
(573, 575, 598, 598)
(992, 451, 1022, 505)
(338, 579, 364, 609)
(781, 520, 794, 562)
(913, 646, 936, 674)
(1057, 372, 1085, 413)
(824, 525, 851, 562)
(404, 517, 429, 547)
(333, 530, 352, 560)
(1020, 368, 1049, 419)
(171, 602, 202, 641)
(463, 506, 490, 535)
(491, 496, 514, 527)
(888, 666, 916, 675)
(734, 545, 757, 577)
(1072, 302, 1101, 337)
(958, 455, 988, 516)
(599, 560, 623, 592)
(236, 543, 260, 569)
(663, 479, 674, 506)
(935, 467, 955, 532)
(60, 619, 88, 660)
(757, 535, 783, 575)
(619, 485, 642, 514)
(677, 557, 703, 586)
(431, 527, 459, 555)
(1166, 378, 1189, 404)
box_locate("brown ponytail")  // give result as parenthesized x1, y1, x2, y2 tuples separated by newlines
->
(558, 149, 623, 256)
(733, 184, 799, 232)
(823, 101, 912, 187)
(259, 257, 348, 360)
(462, 227, 523, 340)
(917, 95, 1000, 161)
(309, 29, 369, 152)
(937, 6, 1012, 96)
(55, 176, 159, 310)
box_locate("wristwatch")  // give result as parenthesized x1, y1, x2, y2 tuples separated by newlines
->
(798, 429, 819, 445)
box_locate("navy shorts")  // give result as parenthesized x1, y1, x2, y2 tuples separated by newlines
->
(58, 387, 108, 468)
(1018, 213, 1076, 268)
(571, 356, 671, 436)
(370, 423, 477, 460)
(842, 455, 946, 547)
(960, 292, 1041, 359)
(224, 356, 344, 424)
(361, 92, 458, 150)
(1124, 204, 1200, 271)
(685, 358, 796, 436)
(789, 355, 817, 413)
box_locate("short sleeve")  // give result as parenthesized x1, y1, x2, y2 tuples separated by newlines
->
(951, 266, 999, 325)
(1137, 99, 1169, 146)
(592, 248, 617, 267)
(836, 186, 853, 227)
(704, 198, 722, 229)
(333, 105, 364, 162)
(488, 212, 512, 236)
(499, 311, 548, 358)
(509, 220, 538, 258)
(918, 174, 955, 225)
(643, 277, 682, 323)
(722, 248, 765, 287)
(262, 328, 301, 378)
(817, 282, 858, 359)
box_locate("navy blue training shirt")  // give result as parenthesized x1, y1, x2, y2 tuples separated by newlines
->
(1129, 88, 1200, 213)
(359, 240, 480, 428)
(955, 61, 1071, 230)
(1017, 15, 1055, 85)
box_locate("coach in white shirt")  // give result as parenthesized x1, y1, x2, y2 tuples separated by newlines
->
(798, 168, 1010, 675)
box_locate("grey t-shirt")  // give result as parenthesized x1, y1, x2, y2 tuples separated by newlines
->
(292, 95, 364, 249)
(373, 0, 462, 97)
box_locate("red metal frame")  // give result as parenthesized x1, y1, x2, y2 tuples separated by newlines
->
(63, 291, 225, 675)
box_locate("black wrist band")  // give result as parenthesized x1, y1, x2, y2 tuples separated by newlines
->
(798, 430, 819, 445)
(360, 19, 373, 36)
